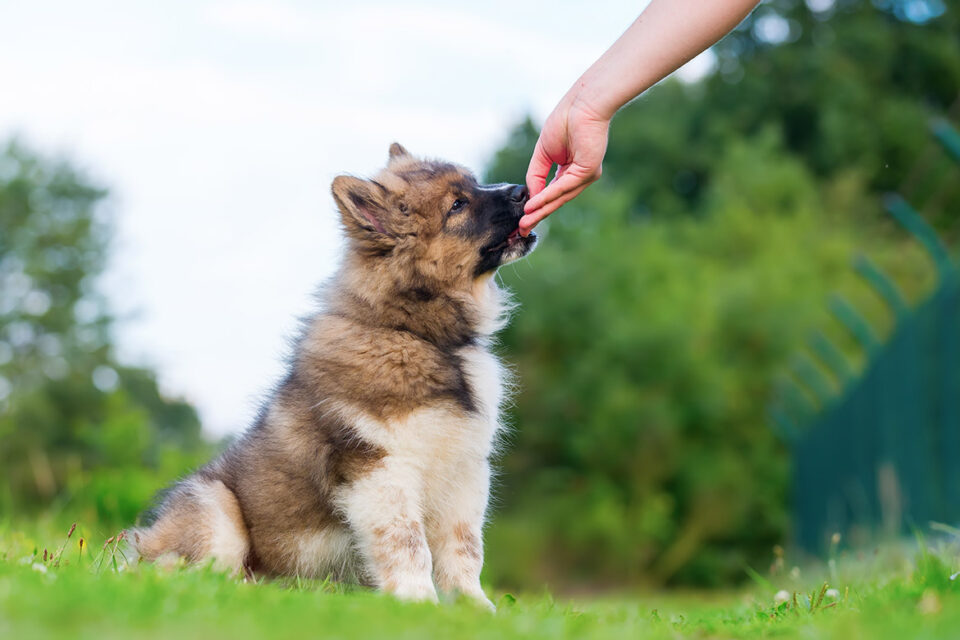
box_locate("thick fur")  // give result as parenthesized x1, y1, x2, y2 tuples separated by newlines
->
(128, 144, 537, 608)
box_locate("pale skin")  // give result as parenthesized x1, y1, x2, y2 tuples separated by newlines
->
(521, 0, 762, 235)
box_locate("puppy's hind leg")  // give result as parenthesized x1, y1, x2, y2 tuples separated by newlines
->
(130, 478, 250, 574)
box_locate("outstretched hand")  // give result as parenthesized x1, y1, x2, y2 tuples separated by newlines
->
(519, 0, 761, 236)
(521, 98, 610, 236)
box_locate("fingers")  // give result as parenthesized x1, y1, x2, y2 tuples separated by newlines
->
(523, 169, 592, 216)
(518, 181, 591, 235)
(524, 138, 554, 198)
(521, 108, 607, 234)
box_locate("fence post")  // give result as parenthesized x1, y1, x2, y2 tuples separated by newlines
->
(807, 332, 854, 387)
(854, 255, 908, 318)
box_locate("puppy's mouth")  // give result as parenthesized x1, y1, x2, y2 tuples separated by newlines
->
(483, 228, 537, 254)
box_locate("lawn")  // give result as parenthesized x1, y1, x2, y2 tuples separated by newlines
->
(1, 521, 958, 640)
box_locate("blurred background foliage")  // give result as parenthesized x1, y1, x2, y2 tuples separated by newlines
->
(483, 0, 958, 589)
(1, 0, 958, 590)
(0, 142, 210, 528)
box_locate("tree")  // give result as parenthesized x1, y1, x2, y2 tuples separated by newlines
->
(483, 0, 957, 587)
(0, 140, 204, 518)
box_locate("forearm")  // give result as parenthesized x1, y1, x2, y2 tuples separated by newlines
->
(568, 0, 760, 119)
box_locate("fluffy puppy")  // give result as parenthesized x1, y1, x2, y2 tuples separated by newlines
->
(130, 143, 537, 608)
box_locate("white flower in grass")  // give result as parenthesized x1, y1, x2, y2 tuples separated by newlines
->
(31, 562, 47, 573)
(951, 572, 958, 581)
(825, 588, 840, 600)
(774, 590, 791, 605)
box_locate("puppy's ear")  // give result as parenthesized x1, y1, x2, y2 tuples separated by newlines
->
(332, 176, 395, 250)
(388, 142, 410, 161)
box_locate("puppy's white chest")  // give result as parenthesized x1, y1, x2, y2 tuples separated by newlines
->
(409, 345, 504, 463)
(458, 343, 505, 428)
(343, 344, 505, 468)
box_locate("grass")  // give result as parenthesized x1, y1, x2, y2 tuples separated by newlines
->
(1, 521, 958, 640)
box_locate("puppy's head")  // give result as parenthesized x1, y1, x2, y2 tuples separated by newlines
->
(332, 143, 537, 291)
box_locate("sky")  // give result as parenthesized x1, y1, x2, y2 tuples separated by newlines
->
(0, 0, 715, 436)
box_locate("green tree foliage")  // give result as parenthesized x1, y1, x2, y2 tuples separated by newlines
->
(484, 0, 956, 588)
(0, 141, 206, 524)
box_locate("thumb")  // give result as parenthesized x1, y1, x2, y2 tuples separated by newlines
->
(525, 138, 554, 199)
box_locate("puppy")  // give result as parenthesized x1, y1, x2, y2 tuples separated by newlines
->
(130, 143, 537, 608)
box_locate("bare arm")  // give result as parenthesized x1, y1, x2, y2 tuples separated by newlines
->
(521, 0, 761, 235)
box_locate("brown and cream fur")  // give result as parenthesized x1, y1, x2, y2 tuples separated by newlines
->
(129, 143, 537, 608)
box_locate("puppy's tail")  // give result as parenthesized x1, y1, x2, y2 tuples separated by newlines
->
(128, 477, 250, 574)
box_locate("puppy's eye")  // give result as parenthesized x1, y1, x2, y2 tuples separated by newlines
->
(448, 198, 468, 215)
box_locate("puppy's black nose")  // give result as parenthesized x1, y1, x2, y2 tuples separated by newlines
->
(509, 185, 529, 203)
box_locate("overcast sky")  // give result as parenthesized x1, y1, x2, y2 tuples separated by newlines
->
(1, 0, 718, 436)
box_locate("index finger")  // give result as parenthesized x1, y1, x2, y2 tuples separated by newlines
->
(523, 170, 589, 215)
(519, 181, 590, 235)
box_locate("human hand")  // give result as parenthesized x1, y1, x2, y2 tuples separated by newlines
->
(521, 97, 610, 235)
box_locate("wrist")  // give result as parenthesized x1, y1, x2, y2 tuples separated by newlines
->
(563, 65, 626, 122)
(566, 89, 616, 126)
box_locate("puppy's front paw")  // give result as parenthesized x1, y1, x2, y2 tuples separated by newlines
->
(463, 588, 496, 612)
(389, 578, 439, 604)
(442, 585, 496, 611)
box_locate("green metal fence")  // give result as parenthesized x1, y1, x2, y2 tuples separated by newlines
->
(770, 121, 960, 552)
